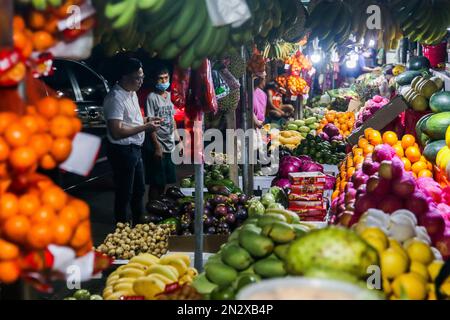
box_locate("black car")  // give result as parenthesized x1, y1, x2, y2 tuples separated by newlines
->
(41, 58, 111, 190)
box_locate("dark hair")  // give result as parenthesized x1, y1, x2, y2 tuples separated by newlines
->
(118, 57, 143, 78)
(265, 81, 278, 91)
(254, 77, 265, 88)
(154, 66, 170, 79)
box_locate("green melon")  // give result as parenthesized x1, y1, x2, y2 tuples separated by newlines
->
(396, 71, 423, 86)
(423, 140, 446, 163)
(430, 92, 450, 113)
(423, 112, 450, 140)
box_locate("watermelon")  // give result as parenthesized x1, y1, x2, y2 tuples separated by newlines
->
(419, 133, 431, 147)
(407, 56, 431, 71)
(423, 140, 446, 163)
(395, 71, 422, 86)
(416, 113, 433, 139)
(430, 92, 450, 113)
(423, 112, 450, 140)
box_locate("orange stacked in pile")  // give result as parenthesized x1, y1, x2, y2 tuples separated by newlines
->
(318, 111, 355, 138)
(287, 76, 309, 95)
(382, 131, 433, 178)
(284, 52, 312, 73)
(13, 16, 55, 58)
(0, 96, 89, 284)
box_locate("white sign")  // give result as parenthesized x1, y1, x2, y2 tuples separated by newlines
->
(205, 0, 251, 27)
(60, 132, 101, 176)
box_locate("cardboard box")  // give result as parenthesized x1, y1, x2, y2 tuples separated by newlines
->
(289, 172, 327, 185)
(168, 235, 228, 253)
(288, 193, 323, 201)
(290, 184, 325, 194)
(348, 98, 362, 113)
(347, 96, 408, 146)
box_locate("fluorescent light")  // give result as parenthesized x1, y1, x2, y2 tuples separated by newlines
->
(368, 39, 375, 47)
(311, 53, 321, 63)
(346, 60, 357, 69)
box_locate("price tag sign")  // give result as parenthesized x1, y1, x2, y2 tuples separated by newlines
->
(291, 95, 298, 101)
(284, 64, 290, 70)
(59, 132, 101, 176)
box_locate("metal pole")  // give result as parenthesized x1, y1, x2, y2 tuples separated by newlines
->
(240, 46, 254, 196)
(401, 38, 408, 64)
(0, 0, 13, 48)
(194, 116, 204, 272)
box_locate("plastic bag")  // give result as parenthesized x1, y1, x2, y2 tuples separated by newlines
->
(205, 0, 251, 27)
(212, 69, 230, 100)
(220, 68, 240, 91)
(170, 66, 191, 109)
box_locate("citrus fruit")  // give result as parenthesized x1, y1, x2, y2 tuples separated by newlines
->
(358, 138, 369, 149)
(364, 128, 375, 139)
(392, 273, 427, 300)
(28, 11, 46, 29)
(27, 224, 53, 250)
(50, 138, 72, 162)
(427, 260, 444, 281)
(368, 130, 382, 146)
(392, 144, 404, 157)
(405, 146, 421, 163)
(401, 157, 411, 171)
(36, 97, 59, 119)
(401, 134, 416, 149)
(0, 193, 19, 221)
(0, 137, 11, 161)
(18, 193, 41, 217)
(40, 154, 57, 170)
(29, 133, 52, 158)
(4, 123, 30, 147)
(68, 199, 90, 221)
(0, 238, 19, 260)
(13, 16, 25, 31)
(405, 240, 434, 265)
(361, 227, 389, 248)
(31, 205, 56, 224)
(382, 131, 398, 146)
(380, 248, 410, 279)
(42, 186, 67, 211)
(50, 115, 73, 138)
(52, 219, 74, 246)
(409, 261, 429, 281)
(0, 112, 19, 134)
(70, 221, 91, 248)
(31, 31, 55, 51)
(9, 146, 37, 171)
(411, 161, 428, 175)
(59, 205, 80, 228)
(418, 169, 433, 178)
(0, 260, 20, 284)
(3, 215, 31, 243)
(59, 98, 77, 117)
(20, 115, 40, 134)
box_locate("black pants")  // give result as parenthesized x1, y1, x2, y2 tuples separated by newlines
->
(106, 142, 145, 225)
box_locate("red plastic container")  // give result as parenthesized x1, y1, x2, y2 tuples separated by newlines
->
(423, 42, 448, 68)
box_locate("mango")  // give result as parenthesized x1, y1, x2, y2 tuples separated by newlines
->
(253, 257, 287, 278)
(239, 230, 274, 258)
(221, 243, 254, 271)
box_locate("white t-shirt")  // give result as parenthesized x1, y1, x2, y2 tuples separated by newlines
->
(103, 84, 145, 146)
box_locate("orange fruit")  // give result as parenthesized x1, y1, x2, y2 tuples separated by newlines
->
(401, 157, 412, 171)
(405, 146, 421, 163)
(427, 161, 433, 171)
(70, 221, 91, 249)
(40, 154, 57, 170)
(31, 31, 55, 52)
(36, 97, 59, 119)
(9, 146, 37, 171)
(58, 98, 77, 117)
(347, 167, 356, 178)
(411, 161, 428, 175)
(392, 144, 404, 157)
(75, 240, 93, 257)
(71, 118, 82, 134)
(20, 115, 40, 134)
(0, 163, 8, 179)
(418, 169, 433, 178)
(31, 205, 56, 224)
(27, 224, 53, 250)
(13, 16, 25, 31)
(50, 138, 72, 162)
(353, 148, 364, 157)
(368, 130, 382, 146)
(382, 131, 398, 146)
(401, 134, 416, 149)
(29, 133, 52, 158)
(41, 186, 67, 211)
(0, 137, 11, 161)
(34, 115, 49, 133)
(411, 172, 418, 178)
(3, 215, 31, 243)
(332, 190, 339, 200)
(4, 123, 30, 147)
(18, 193, 41, 217)
(68, 199, 90, 221)
(364, 144, 375, 155)
(0, 260, 20, 284)
(44, 17, 59, 34)
(0, 193, 19, 221)
(52, 219, 74, 246)
(0, 112, 19, 134)
(358, 138, 369, 149)
(59, 205, 80, 228)
(28, 11, 46, 29)
(50, 115, 73, 138)
(353, 155, 365, 165)
(364, 128, 374, 139)
(0, 238, 19, 260)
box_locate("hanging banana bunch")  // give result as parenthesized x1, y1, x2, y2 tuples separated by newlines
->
(262, 41, 297, 61)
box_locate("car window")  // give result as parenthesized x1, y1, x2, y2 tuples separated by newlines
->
(41, 61, 76, 100)
(70, 62, 107, 103)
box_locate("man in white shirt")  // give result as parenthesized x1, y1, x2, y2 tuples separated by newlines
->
(103, 57, 160, 225)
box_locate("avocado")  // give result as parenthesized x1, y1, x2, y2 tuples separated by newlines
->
(239, 230, 274, 258)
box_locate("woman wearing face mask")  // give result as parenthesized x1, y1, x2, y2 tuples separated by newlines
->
(143, 67, 178, 202)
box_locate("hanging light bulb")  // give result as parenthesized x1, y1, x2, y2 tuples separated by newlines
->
(368, 39, 375, 47)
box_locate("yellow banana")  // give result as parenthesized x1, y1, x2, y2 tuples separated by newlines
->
(186, 267, 198, 278)
(160, 253, 191, 267)
(133, 276, 166, 300)
(130, 253, 160, 266)
(106, 273, 120, 287)
(122, 262, 148, 271)
(179, 274, 193, 285)
(104, 291, 129, 300)
(118, 268, 146, 279)
(147, 273, 173, 285)
(164, 259, 188, 276)
(146, 265, 179, 282)
(102, 286, 114, 299)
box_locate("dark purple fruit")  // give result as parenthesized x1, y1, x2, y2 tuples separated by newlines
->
(204, 207, 212, 216)
(206, 226, 216, 235)
(228, 194, 239, 205)
(182, 230, 193, 236)
(238, 194, 248, 204)
(226, 205, 236, 214)
(214, 204, 228, 217)
(213, 195, 226, 205)
(225, 213, 236, 225)
(204, 215, 215, 227)
(235, 208, 248, 221)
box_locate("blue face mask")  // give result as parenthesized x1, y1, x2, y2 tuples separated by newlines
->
(156, 82, 170, 91)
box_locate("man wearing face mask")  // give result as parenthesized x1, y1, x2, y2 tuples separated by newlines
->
(103, 57, 161, 225)
(144, 67, 178, 201)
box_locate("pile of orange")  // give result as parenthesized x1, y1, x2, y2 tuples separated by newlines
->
(0, 96, 81, 177)
(287, 75, 309, 95)
(0, 173, 92, 284)
(318, 111, 355, 138)
(13, 16, 54, 58)
(381, 131, 433, 178)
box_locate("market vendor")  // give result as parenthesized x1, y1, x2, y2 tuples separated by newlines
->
(144, 67, 178, 202)
(103, 57, 161, 225)
(253, 76, 267, 129)
(265, 81, 295, 125)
